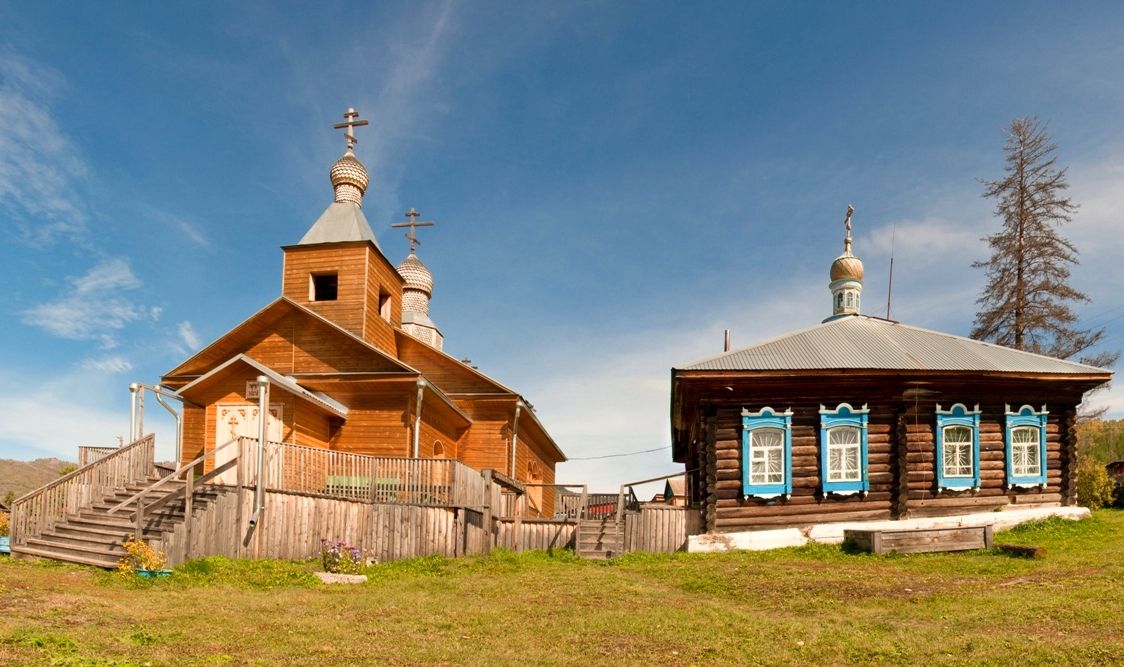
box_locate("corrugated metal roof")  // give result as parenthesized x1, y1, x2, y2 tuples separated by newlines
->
(679, 315, 1112, 375)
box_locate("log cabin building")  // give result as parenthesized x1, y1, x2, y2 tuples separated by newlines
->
(160, 110, 565, 514)
(671, 208, 1112, 534)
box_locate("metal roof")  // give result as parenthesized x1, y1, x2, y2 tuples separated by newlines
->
(298, 202, 381, 248)
(679, 315, 1112, 375)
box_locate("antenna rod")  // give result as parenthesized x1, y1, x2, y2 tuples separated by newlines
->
(886, 223, 896, 320)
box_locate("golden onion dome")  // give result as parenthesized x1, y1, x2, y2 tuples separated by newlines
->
(830, 253, 864, 283)
(329, 151, 369, 204)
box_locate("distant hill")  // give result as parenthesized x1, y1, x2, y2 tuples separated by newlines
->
(0, 458, 76, 502)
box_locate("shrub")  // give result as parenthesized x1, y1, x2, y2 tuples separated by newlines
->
(1076, 457, 1115, 510)
(0, 511, 9, 538)
(117, 536, 167, 574)
(320, 538, 365, 574)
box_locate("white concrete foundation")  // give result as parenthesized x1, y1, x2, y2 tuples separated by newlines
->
(687, 505, 1090, 554)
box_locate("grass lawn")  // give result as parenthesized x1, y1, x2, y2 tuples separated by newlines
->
(1, 510, 1122, 666)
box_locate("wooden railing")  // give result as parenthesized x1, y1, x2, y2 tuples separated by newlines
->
(10, 434, 155, 546)
(235, 440, 488, 509)
(108, 437, 243, 540)
(77, 446, 118, 467)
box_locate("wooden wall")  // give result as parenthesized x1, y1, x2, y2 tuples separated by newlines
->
(684, 375, 1085, 532)
(281, 242, 403, 357)
(179, 364, 333, 471)
(282, 244, 370, 341)
(362, 245, 403, 355)
(328, 387, 411, 457)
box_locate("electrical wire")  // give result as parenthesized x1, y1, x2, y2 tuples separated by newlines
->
(566, 447, 669, 458)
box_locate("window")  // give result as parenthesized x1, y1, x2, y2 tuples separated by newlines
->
(741, 407, 793, 498)
(378, 289, 391, 322)
(845, 292, 854, 308)
(935, 403, 981, 490)
(819, 403, 869, 494)
(310, 273, 338, 301)
(826, 427, 861, 482)
(1005, 404, 1048, 487)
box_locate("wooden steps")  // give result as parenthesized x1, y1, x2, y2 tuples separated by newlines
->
(576, 517, 624, 560)
(12, 476, 233, 569)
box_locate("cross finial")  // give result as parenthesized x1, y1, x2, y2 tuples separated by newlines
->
(391, 207, 436, 253)
(333, 107, 369, 152)
(843, 204, 855, 254)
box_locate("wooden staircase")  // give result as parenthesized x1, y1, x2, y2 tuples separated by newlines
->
(13, 478, 231, 569)
(575, 516, 624, 559)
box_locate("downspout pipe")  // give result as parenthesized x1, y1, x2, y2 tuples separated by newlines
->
(510, 401, 523, 478)
(412, 379, 426, 458)
(249, 375, 269, 527)
(128, 383, 140, 443)
(152, 393, 182, 468)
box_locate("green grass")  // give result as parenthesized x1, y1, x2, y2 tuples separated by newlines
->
(1, 511, 1123, 666)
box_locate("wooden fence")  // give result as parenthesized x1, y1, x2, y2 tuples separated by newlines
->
(11, 435, 155, 546)
(623, 504, 700, 553)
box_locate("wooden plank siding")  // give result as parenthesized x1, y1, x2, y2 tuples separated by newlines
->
(163, 302, 410, 385)
(281, 242, 404, 356)
(180, 365, 334, 472)
(679, 375, 1088, 532)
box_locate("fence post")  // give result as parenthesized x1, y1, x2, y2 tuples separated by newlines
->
(481, 469, 493, 556)
(184, 469, 194, 560)
(514, 494, 524, 554)
(135, 490, 145, 540)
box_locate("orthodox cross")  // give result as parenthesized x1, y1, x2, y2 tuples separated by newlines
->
(843, 203, 855, 253)
(333, 107, 369, 151)
(391, 207, 436, 253)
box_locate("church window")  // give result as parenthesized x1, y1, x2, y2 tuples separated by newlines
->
(845, 292, 854, 308)
(379, 289, 391, 321)
(836, 293, 844, 310)
(433, 440, 445, 458)
(819, 403, 869, 494)
(935, 404, 981, 490)
(1005, 404, 1048, 487)
(311, 273, 338, 301)
(741, 407, 792, 498)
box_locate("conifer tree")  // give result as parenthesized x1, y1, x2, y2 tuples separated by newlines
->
(972, 117, 1117, 377)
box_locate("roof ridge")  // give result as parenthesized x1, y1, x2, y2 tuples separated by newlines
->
(675, 316, 851, 369)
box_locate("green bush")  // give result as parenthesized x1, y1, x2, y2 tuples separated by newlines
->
(1076, 457, 1115, 509)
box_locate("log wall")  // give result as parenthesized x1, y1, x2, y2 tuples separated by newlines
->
(682, 375, 1087, 532)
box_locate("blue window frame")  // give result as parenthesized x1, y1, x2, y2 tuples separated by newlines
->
(741, 407, 793, 498)
(935, 403, 981, 490)
(1005, 404, 1048, 488)
(819, 403, 869, 494)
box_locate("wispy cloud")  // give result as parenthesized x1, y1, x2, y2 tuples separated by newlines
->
(81, 355, 133, 374)
(0, 52, 89, 245)
(22, 257, 152, 347)
(143, 206, 209, 247)
(177, 321, 200, 350)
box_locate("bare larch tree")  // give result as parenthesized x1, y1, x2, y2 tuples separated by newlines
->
(972, 117, 1118, 379)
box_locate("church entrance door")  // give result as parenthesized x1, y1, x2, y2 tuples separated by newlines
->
(214, 403, 283, 484)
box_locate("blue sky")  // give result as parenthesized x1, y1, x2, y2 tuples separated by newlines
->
(1, 2, 1122, 491)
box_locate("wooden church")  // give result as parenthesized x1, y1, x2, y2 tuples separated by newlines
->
(161, 109, 565, 505)
(671, 207, 1112, 535)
